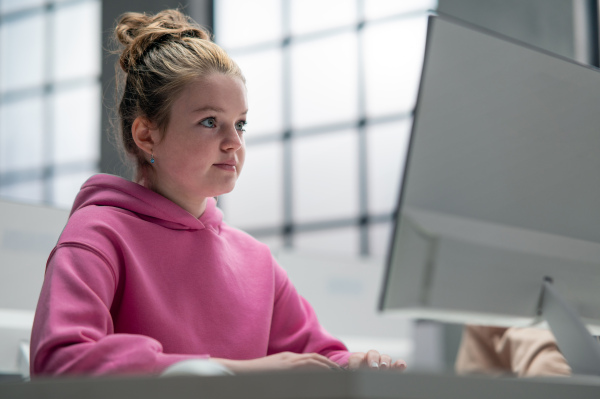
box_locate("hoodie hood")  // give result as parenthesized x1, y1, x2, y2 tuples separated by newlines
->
(70, 174, 222, 231)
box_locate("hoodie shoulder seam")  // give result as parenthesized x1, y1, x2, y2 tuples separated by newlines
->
(53, 241, 118, 291)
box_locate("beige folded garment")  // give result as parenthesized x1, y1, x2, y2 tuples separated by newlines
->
(455, 325, 571, 377)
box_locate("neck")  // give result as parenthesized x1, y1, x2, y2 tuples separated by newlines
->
(140, 179, 208, 219)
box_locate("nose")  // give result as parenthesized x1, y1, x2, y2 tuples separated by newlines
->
(221, 124, 243, 152)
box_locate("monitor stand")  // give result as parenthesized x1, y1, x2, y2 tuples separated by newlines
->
(539, 277, 600, 376)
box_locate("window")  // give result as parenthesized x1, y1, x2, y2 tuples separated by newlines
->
(0, 0, 101, 209)
(216, 0, 436, 257)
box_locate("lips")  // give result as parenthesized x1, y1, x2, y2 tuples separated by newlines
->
(214, 160, 237, 171)
(215, 160, 236, 166)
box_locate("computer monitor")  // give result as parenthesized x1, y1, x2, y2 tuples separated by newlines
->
(0, 200, 69, 375)
(379, 15, 600, 374)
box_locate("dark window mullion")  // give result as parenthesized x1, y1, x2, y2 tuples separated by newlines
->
(282, 0, 294, 248)
(42, 2, 55, 204)
(357, 0, 370, 256)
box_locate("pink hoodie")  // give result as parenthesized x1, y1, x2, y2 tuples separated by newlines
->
(30, 174, 349, 376)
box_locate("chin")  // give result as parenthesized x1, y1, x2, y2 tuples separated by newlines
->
(212, 184, 236, 197)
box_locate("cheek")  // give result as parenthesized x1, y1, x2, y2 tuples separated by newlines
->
(181, 139, 213, 166)
(165, 147, 210, 178)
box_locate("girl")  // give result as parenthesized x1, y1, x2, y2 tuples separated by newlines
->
(30, 9, 406, 376)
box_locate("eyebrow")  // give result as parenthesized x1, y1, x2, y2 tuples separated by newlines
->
(192, 106, 225, 113)
(192, 106, 248, 116)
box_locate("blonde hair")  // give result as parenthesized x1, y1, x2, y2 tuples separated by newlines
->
(113, 9, 245, 181)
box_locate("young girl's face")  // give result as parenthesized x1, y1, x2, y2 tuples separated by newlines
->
(152, 74, 248, 204)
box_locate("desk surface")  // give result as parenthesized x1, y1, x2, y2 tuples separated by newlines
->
(2, 371, 600, 399)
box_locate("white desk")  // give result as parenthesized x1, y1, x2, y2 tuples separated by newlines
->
(1, 371, 599, 399)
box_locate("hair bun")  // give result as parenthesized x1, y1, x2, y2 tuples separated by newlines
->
(115, 9, 210, 73)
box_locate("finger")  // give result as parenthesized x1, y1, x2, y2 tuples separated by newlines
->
(392, 359, 407, 371)
(347, 352, 366, 370)
(301, 358, 338, 371)
(304, 353, 343, 370)
(315, 354, 344, 370)
(366, 350, 381, 370)
(380, 354, 392, 370)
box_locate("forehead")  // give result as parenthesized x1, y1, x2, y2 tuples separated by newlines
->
(175, 74, 247, 111)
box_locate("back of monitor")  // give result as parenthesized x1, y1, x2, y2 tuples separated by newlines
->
(380, 15, 600, 334)
(0, 200, 69, 374)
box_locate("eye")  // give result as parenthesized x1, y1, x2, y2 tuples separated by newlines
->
(235, 121, 247, 132)
(200, 117, 216, 128)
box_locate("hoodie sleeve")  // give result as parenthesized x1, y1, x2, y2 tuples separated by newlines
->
(30, 244, 203, 377)
(267, 257, 351, 367)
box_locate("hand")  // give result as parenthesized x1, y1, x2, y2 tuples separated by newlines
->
(347, 350, 407, 371)
(212, 352, 343, 373)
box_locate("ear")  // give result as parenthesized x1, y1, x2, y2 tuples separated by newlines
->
(131, 116, 159, 156)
